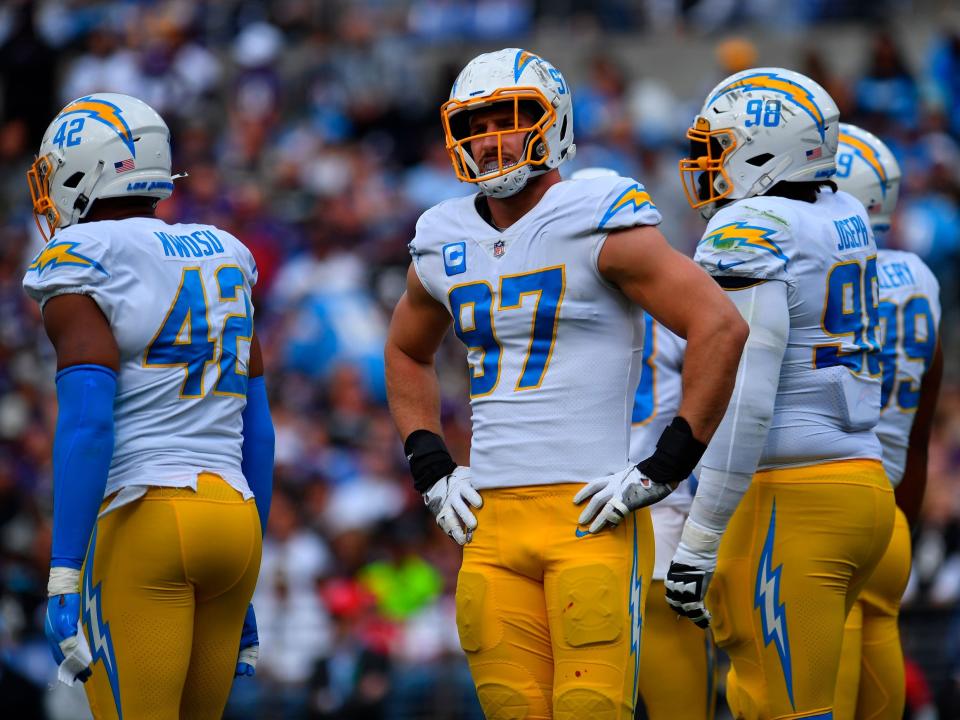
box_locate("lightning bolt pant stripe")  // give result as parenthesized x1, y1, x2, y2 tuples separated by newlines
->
(706, 460, 893, 720)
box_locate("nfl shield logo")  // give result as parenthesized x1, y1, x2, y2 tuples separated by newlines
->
(494, 239, 505, 257)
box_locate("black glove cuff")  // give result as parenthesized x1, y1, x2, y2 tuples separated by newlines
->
(404, 429, 457, 494)
(636, 416, 707, 486)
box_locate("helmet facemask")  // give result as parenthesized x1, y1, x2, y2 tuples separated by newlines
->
(27, 154, 61, 241)
(441, 89, 556, 198)
(679, 117, 738, 217)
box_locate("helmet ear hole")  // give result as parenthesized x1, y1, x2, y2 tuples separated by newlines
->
(559, 115, 568, 142)
(746, 153, 774, 167)
(62, 172, 85, 188)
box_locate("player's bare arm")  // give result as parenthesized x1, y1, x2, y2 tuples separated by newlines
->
(43, 293, 119, 371)
(574, 226, 748, 535)
(385, 264, 452, 439)
(598, 225, 748, 441)
(897, 339, 943, 525)
(249, 332, 265, 379)
(385, 264, 480, 545)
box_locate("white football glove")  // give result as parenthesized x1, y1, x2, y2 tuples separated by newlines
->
(45, 568, 92, 686)
(664, 519, 723, 628)
(422, 466, 482, 545)
(573, 465, 676, 534)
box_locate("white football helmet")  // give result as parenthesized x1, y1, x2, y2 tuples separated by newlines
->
(28, 93, 174, 240)
(834, 123, 901, 232)
(441, 48, 575, 198)
(679, 68, 840, 218)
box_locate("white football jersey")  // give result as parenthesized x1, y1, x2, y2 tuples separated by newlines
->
(410, 177, 662, 489)
(629, 315, 693, 512)
(695, 190, 883, 469)
(875, 249, 941, 487)
(24, 217, 257, 500)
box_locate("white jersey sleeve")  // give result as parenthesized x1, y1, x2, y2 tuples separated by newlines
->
(409, 177, 660, 490)
(24, 218, 258, 501)
(695, 200, 793, 285)
(875, 250, 941, 486)
(24, 227, 113, 309)
(695, 192, 883, 469)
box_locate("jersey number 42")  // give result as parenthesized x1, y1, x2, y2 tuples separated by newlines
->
(143, 266, 252, 399)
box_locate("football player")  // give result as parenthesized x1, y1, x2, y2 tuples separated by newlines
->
(572, 167, 718, 719)
(25, 94, 274, 719)
(385, 49, 747, 719)
(665, 69, 896, 719)
(832, 124, 942, 720)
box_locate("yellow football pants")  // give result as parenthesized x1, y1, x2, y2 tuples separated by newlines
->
(708, 460, 894, 720)
(456, 483, 654, 720)
(638, 580, 718, 719)
(834, 506, 910, 720)
(81, 474, 262, 720)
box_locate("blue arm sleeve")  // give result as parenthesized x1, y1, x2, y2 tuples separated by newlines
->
(51, 365, 117, 570)
(242, 376, 275, 536)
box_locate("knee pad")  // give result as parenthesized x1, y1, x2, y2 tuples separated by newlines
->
(556, 564, 623, 647)
(456, 571, 502, 653)
(476, 682, 530, 720)
(554, 687, 617, 720)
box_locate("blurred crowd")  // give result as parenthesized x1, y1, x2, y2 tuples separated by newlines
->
(1, 1, 959, 718)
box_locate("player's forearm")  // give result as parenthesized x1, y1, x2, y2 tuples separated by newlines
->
(896, 339, 942, 526)
(688, 282, 787, 534)
(385, 340, 444, 441)
(51, 365, 116, 573)
(242, 376, 274, 536)
(677, 302, 748, 442)
(896, 451, 928, 526)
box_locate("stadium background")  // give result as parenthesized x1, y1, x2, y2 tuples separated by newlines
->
(1, 0, 959, 717)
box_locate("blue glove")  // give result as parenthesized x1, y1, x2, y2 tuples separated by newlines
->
(44, 590, 92, 685)
(235, 604, 259, 677)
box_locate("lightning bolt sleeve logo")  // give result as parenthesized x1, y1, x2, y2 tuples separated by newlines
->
(754, 500, 795, 710)
(839, 133, 888, 196)
(702, 221, 788, 265)
(28, 240, 109, 277)
(598, 184, 657, 229)
(708, 72, 826, 140)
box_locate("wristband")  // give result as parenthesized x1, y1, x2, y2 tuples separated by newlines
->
(404, 430, 456, 494)
(636, 416, 707, 486)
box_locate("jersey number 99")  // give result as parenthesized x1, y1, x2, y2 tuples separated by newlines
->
(878, 295, 936, 410)
(814, 257, 881, 375)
